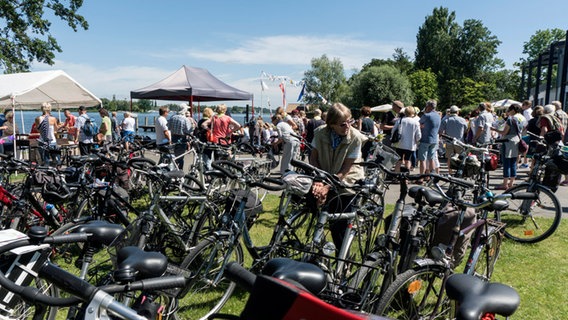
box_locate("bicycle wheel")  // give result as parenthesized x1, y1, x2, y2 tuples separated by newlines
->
(347, 251, 388, 314)
(375, 264, 451, 320)
(497, 184, 561, 243)
(8, 277, 60, 320)
(262, 201, 315, 263)
(465, 229, 502, 281)
(180, 235, 244, 320)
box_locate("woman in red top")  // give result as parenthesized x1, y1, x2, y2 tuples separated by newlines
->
(200, 104, 241, 145)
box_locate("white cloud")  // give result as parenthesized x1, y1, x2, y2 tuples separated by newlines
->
(187, 34, 413, 70)
(35, 61, 173, 100)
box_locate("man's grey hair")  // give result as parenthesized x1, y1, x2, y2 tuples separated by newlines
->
(426, 99, 437, 110)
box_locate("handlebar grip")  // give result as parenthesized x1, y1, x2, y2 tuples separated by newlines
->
(250, 177, 287, 191)
(224, 262, 256, 292)
(45, 233, 91, 245)
(510, 192, 538, 200)
(291, 159, 316, 173)
(126, 276, 188, 292)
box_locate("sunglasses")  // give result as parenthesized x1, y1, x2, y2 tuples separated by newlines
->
(337, 119, 354, 127)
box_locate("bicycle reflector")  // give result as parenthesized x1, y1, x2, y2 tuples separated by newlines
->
(0, 229, 50, 314)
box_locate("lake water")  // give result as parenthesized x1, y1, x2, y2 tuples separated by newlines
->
(10, 110, 255, 140)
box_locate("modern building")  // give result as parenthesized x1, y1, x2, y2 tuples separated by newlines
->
(521, 30, 568, 110)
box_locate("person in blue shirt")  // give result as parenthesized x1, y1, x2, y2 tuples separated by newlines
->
(417, 100, 441, 181)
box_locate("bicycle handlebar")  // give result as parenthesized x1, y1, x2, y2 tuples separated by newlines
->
(211, 160, 245, 180)
(440, 133, 496, 153)
(250, 177, 287, 191)
(428, 173, 475, 189)
(290, 159, 345, 187)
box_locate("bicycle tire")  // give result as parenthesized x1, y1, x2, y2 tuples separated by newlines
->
(465, 230, 502, 281)
(261, 202, 314, 264)
(347, 252, 388, 314)
(180, 235, 244, 320)
(375, 264, 451, 319)
(10, 277, 60, 320)
(497, 184, 561, 243)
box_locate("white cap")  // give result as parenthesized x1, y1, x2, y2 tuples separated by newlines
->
(449, 105, 460, 113)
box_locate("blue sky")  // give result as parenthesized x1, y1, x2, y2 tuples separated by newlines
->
(34, 0, 568, 109)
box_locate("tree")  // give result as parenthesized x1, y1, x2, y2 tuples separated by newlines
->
(415, 7, 502, 106)
(518, 29, 566, 89)
(445, 77, 489, 107)
(415, 7, 460, 82)
(455, 19, 503, 78)
(349, 65, 414, 108)
(0, 0, 88, 73)
(303, 55, 349, 109)
(408, 69, 437, 108)
(392, 48, 414, 75)
(520, 28, 566, 64)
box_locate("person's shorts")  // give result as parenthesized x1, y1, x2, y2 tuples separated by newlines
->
(417, 142, 437, 161)
(395, 148, 413, 161)
(121, 130, 134, 143)
(444, 143, 463, 157)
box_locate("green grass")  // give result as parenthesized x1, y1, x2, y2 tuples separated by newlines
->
(52, 194, 567, 319)
(218, 196, 567, 319)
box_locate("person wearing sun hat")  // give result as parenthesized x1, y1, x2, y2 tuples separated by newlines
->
(439, 105, 467, 174)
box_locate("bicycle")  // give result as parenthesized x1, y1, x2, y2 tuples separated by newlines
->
(375, 181, 536, 319)
(179, 160, 286, 320)
(0, 226, 187, 320)
(495, 132, 562, 243)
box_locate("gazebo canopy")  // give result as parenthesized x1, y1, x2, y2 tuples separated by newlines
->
(130, 65, 253, 102)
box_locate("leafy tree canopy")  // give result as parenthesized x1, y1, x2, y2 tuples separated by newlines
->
(408, 69, 438, 108)
(0, 0, 88, 73)
(303, 54, 349, 110)
(350, 64, 414, 108)
(520, 28, 566, 65)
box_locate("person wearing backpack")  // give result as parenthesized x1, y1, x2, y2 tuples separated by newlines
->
(75, 105, 95, 155)
(34, 102, 60, 166)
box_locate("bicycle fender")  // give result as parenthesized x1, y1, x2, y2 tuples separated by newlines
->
(413, 258, 447, 268)
(212, 230, 232, 239)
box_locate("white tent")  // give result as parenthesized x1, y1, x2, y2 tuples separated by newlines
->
(0, 70, 101, 109)
(0, 70, 101, 157)
(491, 99, 521, 109)
(371, 104, 392, 112)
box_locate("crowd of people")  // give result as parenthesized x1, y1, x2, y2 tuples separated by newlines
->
(2, 99, 566, 189)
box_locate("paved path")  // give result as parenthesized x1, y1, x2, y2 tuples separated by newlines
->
(377, 162, 568, 216)
(162, 150, 568, 215)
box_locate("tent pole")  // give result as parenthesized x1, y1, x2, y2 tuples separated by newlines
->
(11, 96, 17, 158)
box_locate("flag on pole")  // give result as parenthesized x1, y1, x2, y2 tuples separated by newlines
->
(317, 93, 328, 104)
(297, 83, 306, 102)
(279, 82, 286, 107)
(260, 79, 269, 91)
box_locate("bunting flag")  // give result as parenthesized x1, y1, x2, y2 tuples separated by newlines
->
(260, 79, 269, 91)
(317, 93, 328, 104)
(297, 83, 306, 102)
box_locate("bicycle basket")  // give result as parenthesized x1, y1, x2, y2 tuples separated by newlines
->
(450, 154, 481, 177)
(484, 153, 498, 171)
(373, 144, 400, 169)
(552, 146, 568, 175)
(542, 161, 561, 193)
(282, 172, 313, 196)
